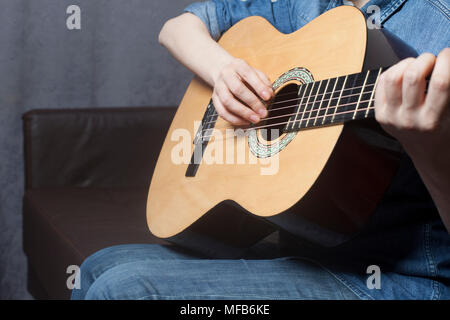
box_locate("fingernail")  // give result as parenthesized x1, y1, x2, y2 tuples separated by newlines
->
(250, 115, 260, 123)
(258, 108, 267, 118)
(262, 91, 271, 100)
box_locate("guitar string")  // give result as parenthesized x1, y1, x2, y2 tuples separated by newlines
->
(263, 81, 375, 102)
(201, 88, 376, 126)
(199, 103, 376, 142)
(201, 78, 430, 124)
(238, 73, 428, 102)
(255, 73, 383, 100)
(270, 82, 376, 106)
(202, 82, 378, 124)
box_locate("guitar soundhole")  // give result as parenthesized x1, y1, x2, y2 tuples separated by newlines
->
(260, 83, 299, 141)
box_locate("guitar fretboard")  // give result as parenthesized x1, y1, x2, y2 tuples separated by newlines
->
(284, 67, 383, 133)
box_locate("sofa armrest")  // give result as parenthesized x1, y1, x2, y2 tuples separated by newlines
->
(23, 106, 176, 189)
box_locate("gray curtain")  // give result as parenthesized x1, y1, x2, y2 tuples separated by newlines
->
(0, 0, 195, 299)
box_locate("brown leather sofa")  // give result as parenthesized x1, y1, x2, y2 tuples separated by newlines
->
(22, 106, 177, 299)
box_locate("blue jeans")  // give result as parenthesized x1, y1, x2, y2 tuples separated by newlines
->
(71, 243, 360, 300)
(71, 158, 449, 300)
(71, 213, 450, 300)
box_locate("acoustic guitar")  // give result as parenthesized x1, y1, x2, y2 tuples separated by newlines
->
(146, 6, 418, 257)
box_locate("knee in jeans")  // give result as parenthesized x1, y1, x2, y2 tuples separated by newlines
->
(78, 245, 128, 283)
(83, 264, 157, 300)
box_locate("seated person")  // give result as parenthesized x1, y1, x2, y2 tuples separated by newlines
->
(71, 0, 450, 300)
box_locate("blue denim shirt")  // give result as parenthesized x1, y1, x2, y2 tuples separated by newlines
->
(184, 0, 449, 54)
(183, 0, 450, 299)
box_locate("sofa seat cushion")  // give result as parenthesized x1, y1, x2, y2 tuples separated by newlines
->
(23, 187, 169, 299)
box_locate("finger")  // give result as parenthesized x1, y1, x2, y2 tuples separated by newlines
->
(423, 48, 450, 130)
(374, 72, 388, 124)
(255, 69, 273, 88)
(384, 58, 415, 107)
(223, 73, 268, 118)
(402, 53, 435, 109)
(212, 94, 249, 126)
(234, 59, 273, 101)
(216, 83, 260, 124)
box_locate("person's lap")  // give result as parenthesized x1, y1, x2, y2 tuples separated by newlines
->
(71, 243, 360, 300)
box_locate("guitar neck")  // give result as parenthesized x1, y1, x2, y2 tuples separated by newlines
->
(284, 67, 385, 133)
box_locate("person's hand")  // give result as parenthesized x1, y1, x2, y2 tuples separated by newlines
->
(375, 48, 450, 159)
(212, 58, 274, 125)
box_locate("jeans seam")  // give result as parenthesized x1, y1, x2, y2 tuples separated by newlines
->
(295, 10, 311, 26)
(326, 0, 340, 12)
(423, 223, 441, 300)
(316, 267, 373, 300)
(380, 0, 406, 23)
(425, 0, 450, 20)
(285, 0, 294, 32)
(281, 256, 370, 300)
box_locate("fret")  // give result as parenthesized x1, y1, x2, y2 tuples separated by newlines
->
(282, 67, 385, 133)
(333, 73, 361, 124)
(292, 82, 312, 131)
(353, 70, 370, 119)
(354, 69, 379, 120)
(288, 83, 308, 132)
(299, 81, 320, 129)
(323, 76, 346, 125)
(331, 75, 348, 123)
(365, 67, 383, 118)
(305, 80, 325, 128)
(312, 79, 329, 126)
(322, 77, 338, 125)
(295, 82, 313, 130)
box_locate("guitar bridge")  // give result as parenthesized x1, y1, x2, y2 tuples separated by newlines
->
(185, 100, 218, 177)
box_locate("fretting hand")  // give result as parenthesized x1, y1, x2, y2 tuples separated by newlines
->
(375, 48, 450, 231)
(374, 48, 450, 159)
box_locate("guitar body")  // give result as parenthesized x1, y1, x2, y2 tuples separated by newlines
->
(146, 6, 414, 257)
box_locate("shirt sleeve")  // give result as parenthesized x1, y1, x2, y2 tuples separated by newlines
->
(183, 0, 295, 41)
(183, 1, 222, 40)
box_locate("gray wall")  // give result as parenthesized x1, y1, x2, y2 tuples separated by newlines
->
(0, 0, 195, 299)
